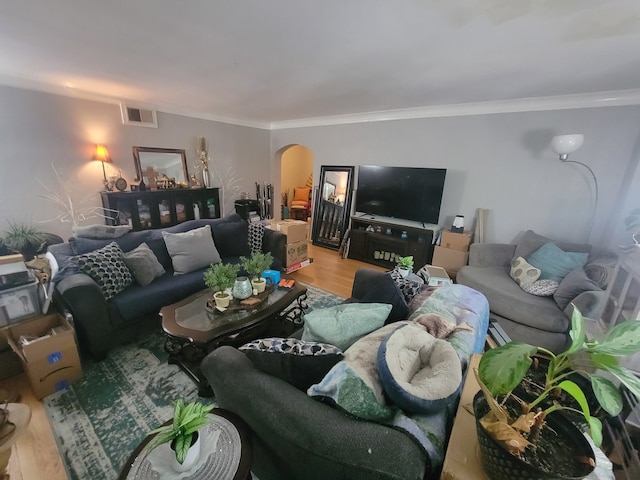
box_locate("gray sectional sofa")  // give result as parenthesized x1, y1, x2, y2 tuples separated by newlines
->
(48, 214, 286, 359)
(457, 230, 607, 353)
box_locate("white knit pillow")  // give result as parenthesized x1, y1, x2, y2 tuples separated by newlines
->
(510, 256, 541, 287)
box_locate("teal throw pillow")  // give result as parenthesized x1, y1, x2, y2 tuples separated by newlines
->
(301, 303, 391, 351)
(527, 242, 589, 283)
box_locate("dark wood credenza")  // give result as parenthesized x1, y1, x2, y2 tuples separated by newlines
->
(101, 188, 220, 231)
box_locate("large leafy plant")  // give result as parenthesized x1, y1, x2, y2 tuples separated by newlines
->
(147, 400, 214, 464)
(476, 307, 640, 455)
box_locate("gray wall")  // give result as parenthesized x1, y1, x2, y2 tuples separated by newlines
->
(271, 106, 640, 249)
(0, 85, 270, 240)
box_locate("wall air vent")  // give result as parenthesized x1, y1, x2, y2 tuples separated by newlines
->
(120, 101, 158, 128)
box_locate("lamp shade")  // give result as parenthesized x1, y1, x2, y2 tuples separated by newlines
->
(92, 144, 112, 163)
(550, 134, 584, 156)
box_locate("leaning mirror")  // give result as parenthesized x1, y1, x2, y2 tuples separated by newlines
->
(133, 146, 189, 188)
(311, 165, 355, 250)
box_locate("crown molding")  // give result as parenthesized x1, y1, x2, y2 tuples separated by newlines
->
(2, 76, 640, 131)
(268, 89, 640, 130)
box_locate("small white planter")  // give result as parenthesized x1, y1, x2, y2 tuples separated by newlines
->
(398, 267, 411, 278)
(252, 278, 267, 293)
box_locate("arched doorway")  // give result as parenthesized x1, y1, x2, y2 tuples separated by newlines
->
(278, 145, 313, 221)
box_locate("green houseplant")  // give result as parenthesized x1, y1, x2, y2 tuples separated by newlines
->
(396, 255, 414, 278)
(474, 307, 640, 478)
(204, 262, 240, 307)
(147, 399, 214, 470)
(1, 220, 45, 260)
(240, 251, 273, 293)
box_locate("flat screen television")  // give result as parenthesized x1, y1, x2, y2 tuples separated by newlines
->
(355, 165, 447, 224)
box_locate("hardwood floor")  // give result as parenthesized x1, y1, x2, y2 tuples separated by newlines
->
(0, 241, 382, 479)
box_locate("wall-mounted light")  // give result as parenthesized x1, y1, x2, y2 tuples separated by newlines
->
(550, 134, 598, 239)
(92, 144, 113, 191)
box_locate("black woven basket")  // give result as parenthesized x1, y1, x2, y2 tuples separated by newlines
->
(473, 391, 595, 480)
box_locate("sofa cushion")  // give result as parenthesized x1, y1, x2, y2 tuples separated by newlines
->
(512, 230, 591, 263)
(455, 266, 569, 333)
(301, 303, 391, 351)
(163, 225, 221, 274)
(239, 338, 343, 391)
(212, 221, 251, 258)
(122, 242, 165, 286)
(376, 324, 461, 414)
(509, 256, 541, 287)
(72, 224, 130, 239)
(527, 242, 589, 283)
(553, 267, 601, 310)
(73, 242, 133, 300)
(357, 272, 410, 323)
(521, 279, 559, 297)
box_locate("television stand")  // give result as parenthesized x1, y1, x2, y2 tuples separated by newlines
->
(347, 215, 438, 269)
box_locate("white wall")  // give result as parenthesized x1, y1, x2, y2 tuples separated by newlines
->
(271, 106, 640, 249)
(0, 85, 271, 240)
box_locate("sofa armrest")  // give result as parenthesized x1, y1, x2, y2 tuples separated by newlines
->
(468, 243, 515, 268)
(565, 289, 607, 320)
(262, 228, 286, 270)
(52, 273, 112, 360)
(202, 346, 427, 480)
(351, 268, 387, 299)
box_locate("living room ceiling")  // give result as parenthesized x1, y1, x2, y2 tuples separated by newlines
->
(1, 1, 640, 127)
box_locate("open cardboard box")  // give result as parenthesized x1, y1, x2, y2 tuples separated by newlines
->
(4, 313, 82, 399)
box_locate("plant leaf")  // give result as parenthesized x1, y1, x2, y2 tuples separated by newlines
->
(600, 365, 640, 404)
(566, 306, 586, 355)
(556, 380, 602, 445)
(478, 343, 538, 396)
(590, 375, 623, 416)
(587, 416, 603, 447)
(174, 433, 190, 464)
(597, 320, 640, 355)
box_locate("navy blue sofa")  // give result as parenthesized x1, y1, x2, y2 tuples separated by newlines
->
(48, 214, 286, 359)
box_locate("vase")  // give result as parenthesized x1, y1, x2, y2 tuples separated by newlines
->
(170, 431, 201, 472)
(233, 277, 252, 299)
(472, 391, 595, 480)
(202, 168, 211, 188)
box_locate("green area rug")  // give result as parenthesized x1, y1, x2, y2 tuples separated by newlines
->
(44, 284, 343, 480)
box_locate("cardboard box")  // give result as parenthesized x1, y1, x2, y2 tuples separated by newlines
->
(440, 230, 473, 252)
(285, 258, 313, 274)
(0, 279, 40, 327)
(432, 245, 469, 274)
(285, 240, 308, 266)
(266, 219, 309, 244)
(5, 313, 82, 399)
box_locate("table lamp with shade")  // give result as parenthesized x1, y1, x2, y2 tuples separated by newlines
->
(92, 144, 113, 191)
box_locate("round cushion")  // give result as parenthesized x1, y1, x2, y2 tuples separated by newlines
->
(377, 324, 462, 414)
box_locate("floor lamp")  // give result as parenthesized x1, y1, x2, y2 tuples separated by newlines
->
(550, 134, 599, 239)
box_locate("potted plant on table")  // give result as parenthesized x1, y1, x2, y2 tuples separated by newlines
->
(396, 255, 414, 278)
(147, 399, 214, 472)
(474, 307, 640, 479)
(204, 262, 240, 308)
(240, 251, 274, 293)
(1, 220, 45, 260)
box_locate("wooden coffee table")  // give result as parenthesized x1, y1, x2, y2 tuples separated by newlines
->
(161, 280, 307, 396)
(118, 408, 252, 480)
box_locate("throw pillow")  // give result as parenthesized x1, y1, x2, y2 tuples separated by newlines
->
(376, 324, 462, 414)
(509, 256, 541, 287)
(162, 225, 221, 274)
(239, 338, 343, 391)
(73, 242, 133, 300)
(122, 242, 165, 286)
(389, 267, 424, 304)
(301, 303, 391, 351)
(293, 187, 311, 202)
(553, 268, 601, 311)
(72, 224, 131, 239)
(512, 230, 591, 263)
(248, 222, 265, 254)
(527, 242, 589, 283)
(521, 279, 560, 297)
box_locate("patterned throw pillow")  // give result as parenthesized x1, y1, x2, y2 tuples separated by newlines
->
(389, 266, 424, 303)
(521, 279, 560, 297)
(240, 338, 343, 391)
(248, 222, 265, 253)
(74, 242, 133, 300)
(510, 256, 541, 287)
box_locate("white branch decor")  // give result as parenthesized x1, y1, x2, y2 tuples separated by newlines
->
(211, 164, 242, 217)
(37, 163, 117, 226)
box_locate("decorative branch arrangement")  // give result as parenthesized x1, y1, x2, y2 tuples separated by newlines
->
(211, 163, 242, 217)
